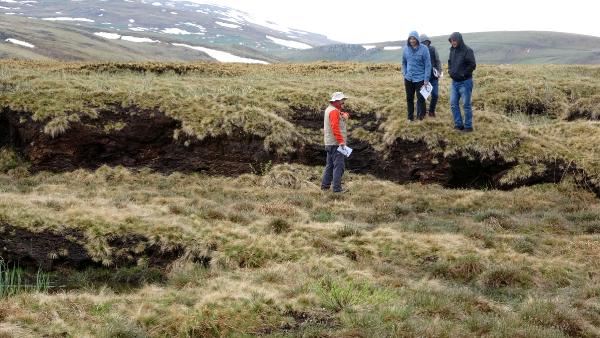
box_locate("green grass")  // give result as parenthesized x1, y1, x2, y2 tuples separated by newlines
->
(0, 62, 599, 336)
(0, 165, 598, 336)
(0, 261, 50, 298)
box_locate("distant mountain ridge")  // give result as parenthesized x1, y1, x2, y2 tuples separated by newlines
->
(283, 31, 600, 64)
(1, 1, 600, 64)
(355, 31, 600, 64)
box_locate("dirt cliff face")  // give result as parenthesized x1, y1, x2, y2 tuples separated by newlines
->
(0, 107, 598, 274)
(0, 222, 188, 270)
(0, 107, 590, 192)
(2, 107, 273, 175)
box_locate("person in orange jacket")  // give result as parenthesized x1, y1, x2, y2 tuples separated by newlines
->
(321, 92, 349, 193)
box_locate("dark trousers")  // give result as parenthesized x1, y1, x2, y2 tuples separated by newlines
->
(428, 78, 439, 114)
(404, 79, 426, 120)
(321, 145, 345, 192)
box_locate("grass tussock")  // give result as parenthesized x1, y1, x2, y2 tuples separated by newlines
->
(1, 61, 600, 336)
(0, 165, 598, 335)
(0, 147, 29, 177)
(2, 61, 600, 185)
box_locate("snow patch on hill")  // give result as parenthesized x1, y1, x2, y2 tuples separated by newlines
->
(42, 17, 94, 22)
(161, 27, 193, 35)
(266, 35, 311, 49)
(94, 32, 159, 43)
(94, 32, 120, 39)
(215, 21, 240, 29)
(172, 43, 268, 64)
(198, 5, 294, 34)
(5, 38, 34, 48)
(121, 35, 159, 43)
(129, 27, 150, 32)
(183, 22, 206, 33)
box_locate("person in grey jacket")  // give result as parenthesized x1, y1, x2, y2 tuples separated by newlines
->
(419, 34, 442, 117)
(402, 31, 431, 121)
(448, 32, 476, 131)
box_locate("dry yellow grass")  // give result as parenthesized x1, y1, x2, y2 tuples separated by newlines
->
(1, 61, 600, 336)
(0, 164, 598, 336)
(1, 61, 599, 185)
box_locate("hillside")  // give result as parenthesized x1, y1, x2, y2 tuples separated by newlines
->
(286, 31, 600, 64)
(0, 62, 600, 336)
(0, 15, 219, 61)
(0, 0, 333, 62)
(3, 0, 600, 64)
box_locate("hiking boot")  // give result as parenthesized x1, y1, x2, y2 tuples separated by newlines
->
(462, 127, 474, 133)
(428, 111, 436, 117)
(454, 125, 464, 131)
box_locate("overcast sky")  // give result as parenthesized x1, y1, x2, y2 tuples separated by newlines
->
(185, 0, 600, 43)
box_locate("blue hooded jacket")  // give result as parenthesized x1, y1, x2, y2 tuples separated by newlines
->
(402, 31, 432, 83)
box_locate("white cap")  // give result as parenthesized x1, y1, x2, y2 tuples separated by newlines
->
(329, 92, 348, 102)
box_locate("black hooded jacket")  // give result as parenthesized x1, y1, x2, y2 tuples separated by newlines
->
(448, 32, 476, 82)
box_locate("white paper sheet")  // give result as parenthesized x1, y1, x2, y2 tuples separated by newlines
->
(420, 82, 433, 100)
(337, 145, 353, 157)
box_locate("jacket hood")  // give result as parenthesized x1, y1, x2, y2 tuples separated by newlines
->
(448, 32, 463, 47)
(419, 34, 430, 43)
(407, 30, 420, 47)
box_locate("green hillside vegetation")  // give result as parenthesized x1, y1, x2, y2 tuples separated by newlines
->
(0, 15, 277, 62)
(3, 14, 600, 65)
(434, 31, 600, 64)
(9, 0, 334, 48)
(275, 44, 406, 63)
(0, 16, 208, 61)
(287, 31, 600, 64)
(0, 61, 600, 336)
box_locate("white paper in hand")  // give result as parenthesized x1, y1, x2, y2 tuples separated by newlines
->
(420, 83, 433, 100)
(337, 145, 353, 157)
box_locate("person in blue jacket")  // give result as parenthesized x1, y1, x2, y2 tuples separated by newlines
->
(402, 31, 431, 121)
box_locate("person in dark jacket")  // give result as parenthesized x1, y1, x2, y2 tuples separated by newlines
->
(419, 34, 441, 117)
(402, 31, 431, 121)
(448, 32, 476, 131)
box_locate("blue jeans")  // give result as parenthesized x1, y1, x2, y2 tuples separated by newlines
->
(429, 78, 439, 114)
(450, 78, 474, 129)
(321, 145, 345, 192)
